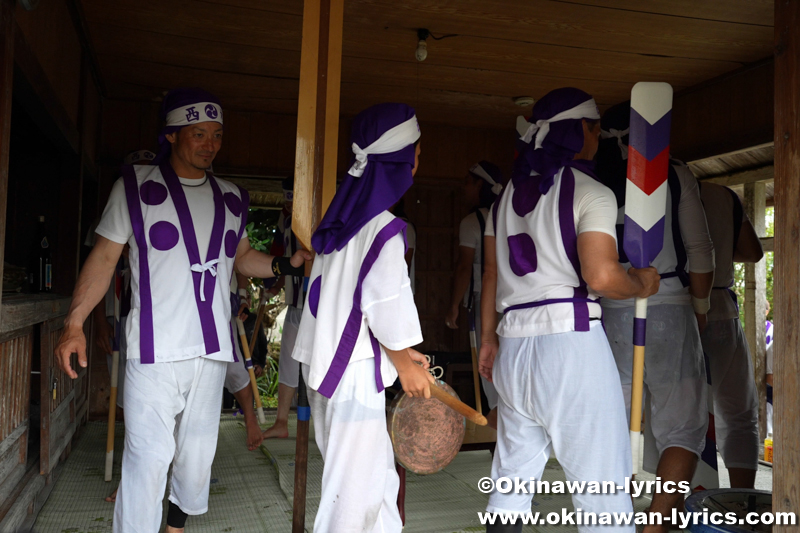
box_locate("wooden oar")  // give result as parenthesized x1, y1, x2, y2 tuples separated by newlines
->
(292, 369, 311, 533)
(624, 82, 672, 474)
(468, 305, 483, 414)
(248, 293, 268, 356)
(236, 317, 267, 425)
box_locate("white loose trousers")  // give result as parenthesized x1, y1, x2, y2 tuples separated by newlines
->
(487, 324, 634, 532)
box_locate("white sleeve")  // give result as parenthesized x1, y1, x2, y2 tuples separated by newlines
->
(95, 178, 133, 245)
(766, 337, 773, 375)
(361, 233, 423, 350)
(485, 205, 495, 237)
(574, 178, 618, 239)
(676, 165, 715, 273)
(459, 213, 481, 249)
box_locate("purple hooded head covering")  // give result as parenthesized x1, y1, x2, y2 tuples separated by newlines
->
(154, 87, 223, 164)
(511, 87, 600, 216)
(311, 103, 420, 254)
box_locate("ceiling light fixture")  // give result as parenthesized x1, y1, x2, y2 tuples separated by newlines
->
(513, 96, 536, 107)
(414, 28, 459, 62)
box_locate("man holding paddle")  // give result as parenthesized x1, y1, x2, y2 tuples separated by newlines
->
(479, 88, 659, 532)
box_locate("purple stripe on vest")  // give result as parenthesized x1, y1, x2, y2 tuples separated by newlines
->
(316, 217, 407, 398)
(557, 168, 591, 332)
(160, 163, 224, 355)
(236, 185, 250, 240)
(633, 318, 647, 346)
(504, 297, 596, 315)
(369, 331, 384, 393)
(229, 321, 239, 363)
(122, 166, 156, 363)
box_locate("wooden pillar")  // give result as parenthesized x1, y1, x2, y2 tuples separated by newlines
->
(0, 0, 14, 311)
(743, 182, 767, 440)
(773, 0, 799, 527)
(293, 0, 344, 250)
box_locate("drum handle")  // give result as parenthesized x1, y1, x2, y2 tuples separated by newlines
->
(430, 383, 488, 426)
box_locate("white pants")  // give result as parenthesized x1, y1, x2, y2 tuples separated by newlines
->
(472, 292, 499, 410)
(105, 316, 127, 408)
(304, 359, 402, 533)
(487, 324, 634, 532)
(114, 357, 226, 532)
(702, 318, 759, 470)
(224, 356, 251, 395)
(604, 304, 708, 472)
(279, 306, 303, 388)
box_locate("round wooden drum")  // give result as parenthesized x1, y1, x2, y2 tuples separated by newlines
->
(387, 380, 465, 475)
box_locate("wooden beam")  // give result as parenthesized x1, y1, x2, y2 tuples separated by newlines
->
(773, 0, 800, 526)
(761, 236, 774, 253)
(0, 0, 14, 314)
(292, 0, 343, 250)
(700, 165, 774, 187)
(744, 181, 767, 441)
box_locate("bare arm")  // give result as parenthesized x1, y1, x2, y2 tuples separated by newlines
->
(478, 236, 499, 381)
(55, 236, 124, 378)
(733, 218, 764, 263)
(233, 238, 311, 278)
(382, 345, 434, 398)
(446, 246, 476, 328)
(577, 232, 660, 300)
(404, 247, 414, 272)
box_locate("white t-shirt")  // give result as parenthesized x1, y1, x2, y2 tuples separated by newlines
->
(96, 175, 224, 256)
(459, 207, 489, 300)
(486, 169, 617, 338)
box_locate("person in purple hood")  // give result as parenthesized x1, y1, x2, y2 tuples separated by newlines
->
(54, 88, 310, 532)
(479, 88, 660, 532)
(291, 103, 432, 533)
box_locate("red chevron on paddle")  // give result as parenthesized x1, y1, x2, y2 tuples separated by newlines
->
(627, 146, 670, 196)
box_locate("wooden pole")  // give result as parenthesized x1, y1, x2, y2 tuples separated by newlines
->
(291, 1, 344, 530)
(773, 0, 799, 528)
(292, 0, 343, 251)
(743, 182, 767, 441)
(0, 0, 15, 312)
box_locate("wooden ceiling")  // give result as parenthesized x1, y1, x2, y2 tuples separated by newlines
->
(79, 0, 774, 129)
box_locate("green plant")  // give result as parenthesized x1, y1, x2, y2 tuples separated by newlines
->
(257, 355, 280, 407)
(733, 206, 774, 324)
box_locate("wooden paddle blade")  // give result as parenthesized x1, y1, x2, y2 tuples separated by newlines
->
(430, 382, 488, 426)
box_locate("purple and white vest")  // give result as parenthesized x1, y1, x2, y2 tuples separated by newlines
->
(122, 163, 249, 364)
(492, 167, 602, 339)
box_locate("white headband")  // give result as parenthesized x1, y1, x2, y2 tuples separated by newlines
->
(600, 128, 630, 160)
(469, 163, 503, 195)
(349, 116, 421, 178)
(123, 150, 156, 165)
(166, 102, 223, 127)
(518, 99, 600, 150)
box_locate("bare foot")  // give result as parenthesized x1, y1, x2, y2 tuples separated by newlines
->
(486, 408, 498, 430)
(262, 420, 289, 439)
(245, 417, 265, 451)
(104, 487, 118, 503)
(164, 526, 184, 533)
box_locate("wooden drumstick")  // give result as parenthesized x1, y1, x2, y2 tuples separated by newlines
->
(236, 317, 267, 425)
(430, 382, 488, 426)
(248, 292, 268, 356)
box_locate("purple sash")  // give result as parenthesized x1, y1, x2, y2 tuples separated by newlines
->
(316, 217, 407, 398)
(557, 168, 592, 332)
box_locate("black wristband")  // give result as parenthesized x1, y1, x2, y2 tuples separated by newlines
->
(271, 256, 304, 278)
(167, 502, 188, 528)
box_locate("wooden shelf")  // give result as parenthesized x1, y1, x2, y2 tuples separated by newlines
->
(0, 294, 70, 335)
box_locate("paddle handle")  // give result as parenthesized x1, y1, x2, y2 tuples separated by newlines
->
(430, 382, 488, 426)
(237, 318, 267, 425)
(629, 296, 648, 475)
(468, 306, 483, 414)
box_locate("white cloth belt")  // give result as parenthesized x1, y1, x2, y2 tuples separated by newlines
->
(349, 116, 421, 177)
(600, 128, 630, 160)
(519, 99, 600, 150)
(469, 163, 503, 195)
(191, 259, 220, 301)
(166, 102, 223, 127)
